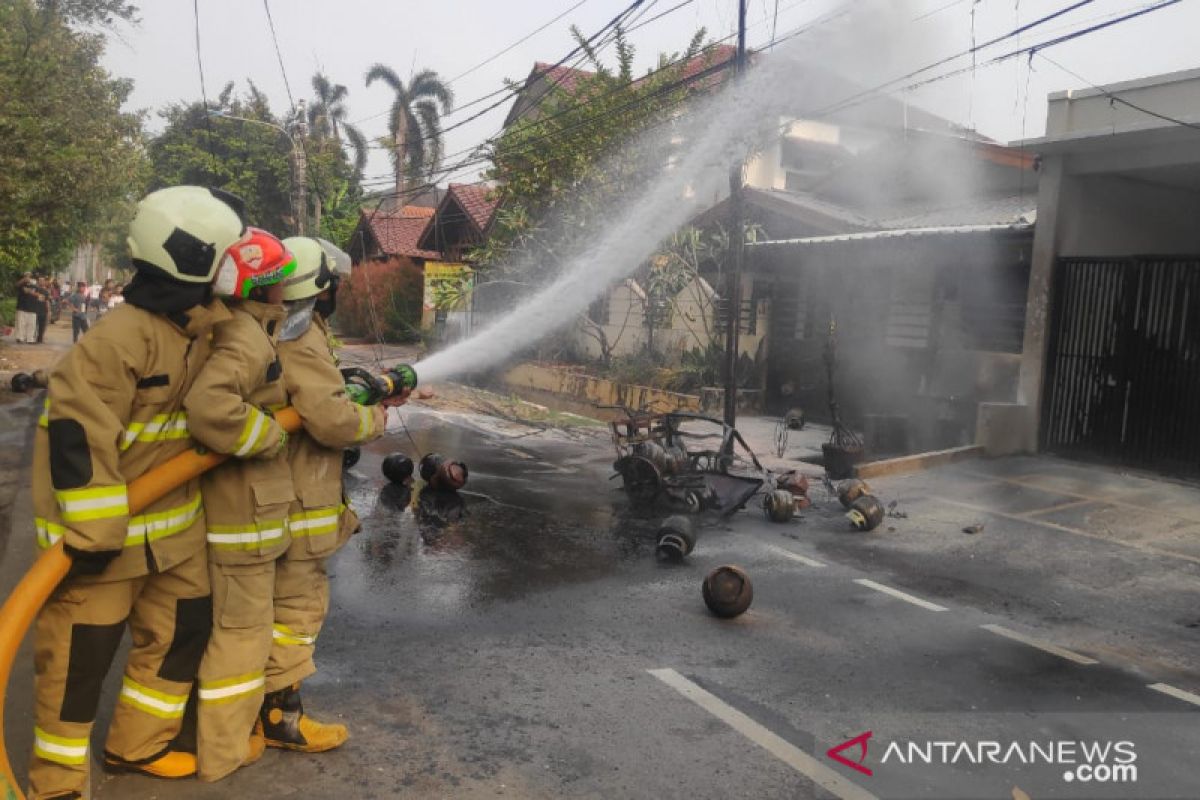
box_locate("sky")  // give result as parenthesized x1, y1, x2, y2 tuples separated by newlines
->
(100, 0, 1196, 189)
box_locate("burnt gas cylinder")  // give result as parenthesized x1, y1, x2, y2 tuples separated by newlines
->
(837, 478, 872, 509)
(656, 515, 697, 560)
(702, 565, 754, 619)
(847, 494, 885, 532)
(763, 490, 796, 523)
(419, 453, 443, 482)
(382, 453, 415, 483)
(343, 447, 361, 470)
(419, 452, 469, 490)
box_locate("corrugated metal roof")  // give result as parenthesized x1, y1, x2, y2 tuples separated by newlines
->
(750, 222, 1033, 249)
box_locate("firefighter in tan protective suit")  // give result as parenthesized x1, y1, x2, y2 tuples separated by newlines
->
(258, 237, 391, 752)
(27, 186, 247, 800)
(182, 228, 298, 782)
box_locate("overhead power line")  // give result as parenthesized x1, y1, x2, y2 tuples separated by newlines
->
(1037, 52, 1200, 133)
(444, 0, 594, 87)
(360, 0, 1177, 204)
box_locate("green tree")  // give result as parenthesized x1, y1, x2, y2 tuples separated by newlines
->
(363, 64, 454, 199)
(305, 72, 366, 243)
(0, 0, 147, 290)
(475, 26, 711, 286)
(147, 82, 296, 235)
(309, 72, 367, 174)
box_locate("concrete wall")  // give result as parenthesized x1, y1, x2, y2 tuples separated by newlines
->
(502, 362, 701, 415)
(1058, 174, 1200, 256)
(1045, 68, 1200, 135)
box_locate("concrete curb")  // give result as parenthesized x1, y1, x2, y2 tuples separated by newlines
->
(854, 445, 984, 479)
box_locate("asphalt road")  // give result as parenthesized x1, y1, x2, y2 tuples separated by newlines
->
(3, 403, 1199, 799)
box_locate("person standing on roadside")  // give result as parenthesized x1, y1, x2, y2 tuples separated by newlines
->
(14, 271, 38, 343)
(34, 275, 51, 343)
(67, 281, 90, 342)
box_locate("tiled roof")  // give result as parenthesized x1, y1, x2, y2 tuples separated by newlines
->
(668, 44, 736, 91)
(531, 61, 593, 94)
(363, 209, 439, 260)
(447, 183, 499, 233)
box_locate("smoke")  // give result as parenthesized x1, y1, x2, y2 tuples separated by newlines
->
(415, 1, 953, 385)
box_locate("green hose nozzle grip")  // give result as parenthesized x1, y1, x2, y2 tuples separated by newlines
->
(341, 364, 419, 406)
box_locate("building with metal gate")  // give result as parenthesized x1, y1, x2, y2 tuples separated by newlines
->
(992, 68, 1200, 475)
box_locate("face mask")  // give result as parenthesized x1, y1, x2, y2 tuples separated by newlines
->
(279, 298, 317, 342)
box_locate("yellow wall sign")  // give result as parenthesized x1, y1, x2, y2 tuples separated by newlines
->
(422, 261, 473, 327)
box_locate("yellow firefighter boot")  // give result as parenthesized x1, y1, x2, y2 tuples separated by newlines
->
(259, 684, 348, 753)
(103, 748, 197, 779)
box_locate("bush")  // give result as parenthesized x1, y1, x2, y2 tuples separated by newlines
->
(336, 259, 424, 343)
(0, 297, 15, 327)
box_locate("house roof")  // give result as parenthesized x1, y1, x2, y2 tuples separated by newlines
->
(447, 183, 499, 233)
(749, 221, 1033, 250)
(505, 46, 739, 127)
(415, 183, 500, 255)
(360, 208, 439, 260)
(874, 194, 1036, 230)
(531, 61, 592, 95)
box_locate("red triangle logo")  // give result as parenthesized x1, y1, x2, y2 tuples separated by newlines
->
(826, 731, 873, 776)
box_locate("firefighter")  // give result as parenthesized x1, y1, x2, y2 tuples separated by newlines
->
(258, 237, 392, 753)
(183, 228, 297, 783)
(27, 186, 246, 799)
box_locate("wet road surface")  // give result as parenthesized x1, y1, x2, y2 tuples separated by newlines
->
(3, 404, 1198, 799)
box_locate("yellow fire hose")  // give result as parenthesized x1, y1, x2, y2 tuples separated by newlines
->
(0, 407, 303, 799)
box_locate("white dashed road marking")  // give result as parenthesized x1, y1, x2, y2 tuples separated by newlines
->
(765, 544, 826, 568)
(1148, 682, 1200, 707)
(647, 668, 878, 800)
(853, 579, 947, 612)
(980, 624, 1098, 665)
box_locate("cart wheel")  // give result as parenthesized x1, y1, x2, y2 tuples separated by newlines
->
(620, 456, 661, 505)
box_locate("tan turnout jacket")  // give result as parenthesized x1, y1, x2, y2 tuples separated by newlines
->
(185, 300, 292, 565)
(31, 301, 231, 582)
(278, 313, 384, 557)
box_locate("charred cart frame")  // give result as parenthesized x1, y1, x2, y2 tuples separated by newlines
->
(606, 409, 765, 516)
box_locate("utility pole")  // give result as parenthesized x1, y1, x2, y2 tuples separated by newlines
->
(292, 99, 308, 235)
(722, 0, 748, 428)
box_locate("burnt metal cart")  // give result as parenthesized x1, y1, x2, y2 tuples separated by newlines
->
(605, 408, 765, 516)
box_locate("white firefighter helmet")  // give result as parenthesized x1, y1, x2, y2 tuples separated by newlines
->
(127, 186, 246, 284)
(280, 236, 351, 302)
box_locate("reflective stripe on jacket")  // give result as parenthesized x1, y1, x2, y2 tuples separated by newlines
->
(30, 301, 230, 581)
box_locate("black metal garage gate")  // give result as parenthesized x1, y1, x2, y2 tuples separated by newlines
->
(1042, 256, 1200, 473)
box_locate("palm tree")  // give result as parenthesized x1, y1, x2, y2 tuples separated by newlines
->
(363, 65, 454, 202)
(309, 72, 368, 174)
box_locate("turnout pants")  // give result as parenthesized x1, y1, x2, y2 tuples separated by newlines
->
(265, 554, 331, 693)
(266, 505, 357, 693)
(195, 559, 276, 782)
(28, 547, 211, 800)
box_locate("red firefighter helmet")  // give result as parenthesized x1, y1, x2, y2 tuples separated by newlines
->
(213, 227, 297, 298)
